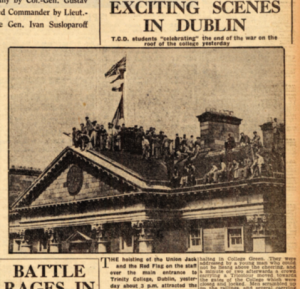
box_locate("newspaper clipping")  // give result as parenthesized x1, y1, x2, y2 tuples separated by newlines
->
(0, 0, 299, 288)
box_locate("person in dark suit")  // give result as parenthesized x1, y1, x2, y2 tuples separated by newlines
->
(99, 125, 107, 151)
(175, 134, 180, 152)
(225, 133, 236, 151)
(188, 162, 196, 186)
(171, 167, 180, 188)
(120, 123, 126, 151)
(240, 132, 250, 146)
(181, 134, 187, 146)
(251, 131, 261, 153)
(72, 127, 80, 148)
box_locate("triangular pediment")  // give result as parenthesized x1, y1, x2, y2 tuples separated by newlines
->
(66, 231, 92, 243)
(11, 147, 169, 210)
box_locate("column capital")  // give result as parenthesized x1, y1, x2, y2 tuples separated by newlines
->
(91, 224, 108, 242)
(44, 228, 59, 243)
(131, 220, 159, 230)
(246, 214, 267, 223)
(131, 220, 158, 242)
(246, 214, 271, 237)
(17, 230, 27, 242)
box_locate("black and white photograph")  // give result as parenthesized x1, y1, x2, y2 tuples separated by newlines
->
(9, 48, 285, 254)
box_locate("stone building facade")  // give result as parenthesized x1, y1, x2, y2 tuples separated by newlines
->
(9, 113, 285, 254)
(9, 150, 285, 254)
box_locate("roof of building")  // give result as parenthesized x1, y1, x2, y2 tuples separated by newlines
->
(9, 166, 42, 176)
(10, 144, 284, 211)
(98, 149, 169, 181)
(95, 146, 284, 180)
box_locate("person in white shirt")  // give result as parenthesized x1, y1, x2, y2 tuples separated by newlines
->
(142, 136, 150, 160)
(232, 160, 240, 179)
(205, 164, 218, 183)
(214, 160, 226, 182)
(251, 153, 264, 177)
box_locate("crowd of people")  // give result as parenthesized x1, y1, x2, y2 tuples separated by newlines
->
(70, 117, 279, 189)
(203, 129, 271, 185)
(71, 117, 176, 158)
(203, 152, 267, 184)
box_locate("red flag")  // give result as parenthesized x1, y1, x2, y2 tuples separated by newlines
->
(112, 95, 124, 127)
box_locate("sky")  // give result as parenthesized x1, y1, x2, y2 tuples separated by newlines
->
(9, 48, 284, 170)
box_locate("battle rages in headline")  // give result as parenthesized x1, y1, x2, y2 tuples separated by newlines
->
(110, 0, 280, 32)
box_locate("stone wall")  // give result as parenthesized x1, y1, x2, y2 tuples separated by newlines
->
(9, 167, 42, 207)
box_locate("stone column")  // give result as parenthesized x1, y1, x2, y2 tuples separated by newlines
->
(91, 224, 110, 253)
(132, 221, 155, 253)
(18, 230, 32, 253)
(45, 228, 60, 253)
(9, 231, 21, 253)
(247, 215, 272, 252)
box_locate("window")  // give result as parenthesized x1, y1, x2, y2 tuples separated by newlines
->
(225, 227, 244, 251)
(187, 225, 202, 252)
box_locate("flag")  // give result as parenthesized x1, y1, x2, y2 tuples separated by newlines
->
(112, 83, 124, 92)
(110, 74, 122, 84)
(112, 95, 124, 127)
(105, 57, 126, 78)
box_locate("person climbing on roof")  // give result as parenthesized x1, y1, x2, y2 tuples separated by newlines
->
(205, 163, 218, 184)
(72, 127, 81, 148)
(188, 162, 196, 186)
(240, 132, 250, 147)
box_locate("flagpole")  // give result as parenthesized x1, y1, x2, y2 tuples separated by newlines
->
(123, 66, 126, 126)
(105, 56, 126, 127)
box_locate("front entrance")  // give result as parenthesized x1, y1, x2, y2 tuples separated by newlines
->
(69, 242, 92, 253)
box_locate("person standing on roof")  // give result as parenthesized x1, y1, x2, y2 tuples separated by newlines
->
(232, 160, 240, 179)
(171, 167, 180, 188)
(80, 123, 87, 135)
(95, 124, 101, 149)
(175, 134, 180, 152)
(142, 136, 150, 160)
(181, 134, 187, 146)
(135, 126, 144, 154)
(251, 152, 264, 177)
(272, 118, 280, 151)
(85, 117, 94, 137)
(107, 122, 114, 151)
(180, 163, 189, 187)
(99, 125, 107, 151)
(251, 131, 261, 153)
(225, 133, 236, 152)
(89, 121, 97, 148)
(72, 127, 80, 148)
(114, 125, 121, 151)
(79, 123, 89, 151)
(188, 162, 196, 186)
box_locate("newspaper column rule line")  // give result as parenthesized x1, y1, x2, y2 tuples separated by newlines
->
(291, 0, 293, 44)
(197, 257, 199, 289)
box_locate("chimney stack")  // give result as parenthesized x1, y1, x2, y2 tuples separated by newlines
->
(196, 109, 242, 150)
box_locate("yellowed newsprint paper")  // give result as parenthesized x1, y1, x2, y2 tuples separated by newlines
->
(0, 0, 299, 288)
